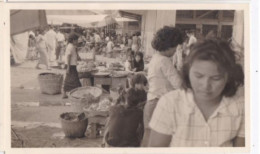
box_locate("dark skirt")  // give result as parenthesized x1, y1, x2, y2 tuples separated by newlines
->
(63, 65, 81, 92)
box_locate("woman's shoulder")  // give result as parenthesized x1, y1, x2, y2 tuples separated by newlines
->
(223, 88, 245, 113)
(159, 89, 187, 105)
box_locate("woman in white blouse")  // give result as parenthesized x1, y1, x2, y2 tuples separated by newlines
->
(148, 39, 245, 147)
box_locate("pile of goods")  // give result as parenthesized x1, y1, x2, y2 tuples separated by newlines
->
(108, 62, 124, 71)
(84, 97, 114, 112)
(69, 86, 103, 112)
(61, 112, 86, 122)
(77, 61, 96, 73)
(110, 71, 129, 78)
(70, 86, 102, 99)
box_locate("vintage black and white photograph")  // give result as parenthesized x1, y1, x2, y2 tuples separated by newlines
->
(10, 8, 247, 149)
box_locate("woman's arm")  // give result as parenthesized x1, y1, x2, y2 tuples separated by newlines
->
(148, 130, 172, 147)
(233, 137, 245, 147)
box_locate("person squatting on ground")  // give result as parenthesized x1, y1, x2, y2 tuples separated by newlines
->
(62, 33, 82, 99)
(102, 88, 146, 147)
(148, 39, 245, 147)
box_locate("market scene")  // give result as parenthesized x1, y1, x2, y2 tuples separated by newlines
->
(10, 10, 245, 147)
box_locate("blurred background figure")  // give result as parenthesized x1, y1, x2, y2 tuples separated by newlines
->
(35, 28, 51, 70)
(55, 28, 65, 61)
(44, 26, 57, 62)
(26, 31, 37, 60)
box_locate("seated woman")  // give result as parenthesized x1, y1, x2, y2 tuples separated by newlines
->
(148, 39, 245, 147)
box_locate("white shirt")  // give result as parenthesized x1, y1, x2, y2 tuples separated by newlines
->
(56, 32, 65, 42)
(187, 35, 197, 47)
(106, 41, 114, 53)
(35, 34, 47, 49)
(147, 53, 182, 101)
(124, 61, 132, 71)
(45, 29, 57, 46)
(149, 89, 245, 147)
(172, 45, 184, 72)
(94, 34, 101, 43)
(65, 43, 78, 65)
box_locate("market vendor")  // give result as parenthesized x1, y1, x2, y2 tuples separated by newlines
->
(62, 33, 82, 99)
(141, 26, 184, 146)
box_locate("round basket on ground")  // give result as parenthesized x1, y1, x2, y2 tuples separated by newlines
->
(68, 86, 103, 113)
(38, 73, 63, 95)
(60, 112, 88, 138)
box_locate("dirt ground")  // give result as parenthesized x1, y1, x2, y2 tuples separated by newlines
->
(11, 59, 109, 148)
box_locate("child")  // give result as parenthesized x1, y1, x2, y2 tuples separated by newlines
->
(124, 49, 135, 72)
(117, 73, 148, 107)
(103, 88, 145, 147)
(142, 26, 183, 146)
(62, 33, 82, 99)
(133, 52, 144, 72)
(26, 34, 37, 60)
(148, 39, 245, 147)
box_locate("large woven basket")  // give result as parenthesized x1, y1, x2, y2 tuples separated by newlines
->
(38, 73, 63, 95)
(68, 86, 103, 112)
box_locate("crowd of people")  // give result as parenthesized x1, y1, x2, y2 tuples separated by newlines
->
(26, 24, 245, 147)
(26, 26, 143, 70)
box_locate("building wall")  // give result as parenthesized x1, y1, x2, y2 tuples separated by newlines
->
(232, 10, 244, 48)
(142, 10, 176, 56)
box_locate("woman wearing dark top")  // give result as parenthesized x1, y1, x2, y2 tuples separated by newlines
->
(133, 52, 144, 72)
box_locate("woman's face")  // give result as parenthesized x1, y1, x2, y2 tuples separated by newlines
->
(189, 60, 228, 102)
(135, 55, 141, 62)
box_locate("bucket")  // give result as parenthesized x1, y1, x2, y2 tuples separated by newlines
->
(60, 112, 88, 138)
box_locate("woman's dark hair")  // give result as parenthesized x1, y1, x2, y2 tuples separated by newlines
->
(126, 88, 139, 107)
(29, 34, 34, 39)
(68, 33, 79, 43)
(130, 73, 148, 87)
(151, 26, 183, 52)
(182, 39, 244, 97)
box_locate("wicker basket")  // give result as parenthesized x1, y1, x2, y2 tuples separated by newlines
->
(60, 112, 88, 138)
(38, 73, 63, 95)
(68, 86, 103, 112)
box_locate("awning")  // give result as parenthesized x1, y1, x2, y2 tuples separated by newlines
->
(47, 14, 137, 28)
(11, 10, 48, 35)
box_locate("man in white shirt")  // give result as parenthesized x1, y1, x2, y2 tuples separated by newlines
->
(94, 32, 101, 43)
(55, 29, 65, 61)
(45, 26, 57, 61)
